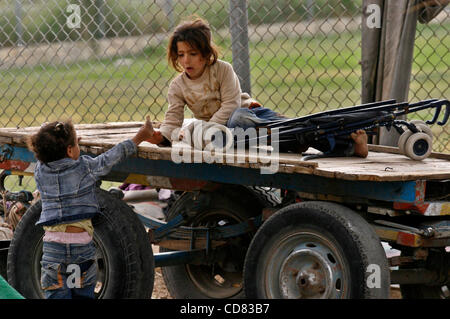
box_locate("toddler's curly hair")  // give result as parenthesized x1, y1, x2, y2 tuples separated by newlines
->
(28, 120, 76, 164)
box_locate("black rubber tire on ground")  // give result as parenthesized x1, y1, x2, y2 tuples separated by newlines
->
(244, 201, 390, 299)
(94, 188, 155, 299)
(7, 188, 154, 299)
(161, 186, 274, 299)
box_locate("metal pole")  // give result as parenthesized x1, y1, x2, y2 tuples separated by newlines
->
(95, 0, 105, 39)
(229, 0, 251, 95)
(163, 0, 174, 31)
(14, 0, 24, 46)
(306, 0, 314, 21)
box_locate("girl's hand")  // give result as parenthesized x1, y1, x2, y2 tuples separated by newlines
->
(146, 130, 164, 144)
(132, 116, 159, 145)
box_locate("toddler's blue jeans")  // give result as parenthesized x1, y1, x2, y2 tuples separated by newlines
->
(40, 241, 97, 299)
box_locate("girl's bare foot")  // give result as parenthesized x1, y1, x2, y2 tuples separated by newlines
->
(351, 130, 368, 158)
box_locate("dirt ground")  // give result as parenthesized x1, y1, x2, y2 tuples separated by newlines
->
(150, 245, 172, 299)
(150, 271, 401, 299)
(151, 267, 172, 299)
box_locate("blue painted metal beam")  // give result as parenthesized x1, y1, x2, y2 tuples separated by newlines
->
(154, 250, 206, 267)
(109, 155, 420, 204)
(3, 146, 420, 204)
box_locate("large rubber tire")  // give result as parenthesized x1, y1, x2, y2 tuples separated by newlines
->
(7, 188, 154, 299)
(161, 186, 272, 299)
(94, 188, 155, 299)
(248, 186, 281, 207)
(243, 201, 390, 299)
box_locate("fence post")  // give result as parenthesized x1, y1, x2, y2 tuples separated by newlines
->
(229, 0, 251, 95)
(14, 0, 24, 46)
(163, 0, 174, 31)
(306, 0, 314, 21)
(95, 0, 105, 39)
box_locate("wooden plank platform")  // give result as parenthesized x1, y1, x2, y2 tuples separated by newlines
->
(0, 122, 449, 182)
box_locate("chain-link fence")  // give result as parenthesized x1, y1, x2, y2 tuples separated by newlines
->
(0, 0, 449, 155)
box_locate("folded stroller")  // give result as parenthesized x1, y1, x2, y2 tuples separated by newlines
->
(240, 99, 449, 160)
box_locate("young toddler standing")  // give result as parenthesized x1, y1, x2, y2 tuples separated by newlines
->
(28, 116, 154, 299)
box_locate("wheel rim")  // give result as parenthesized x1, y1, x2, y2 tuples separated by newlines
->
(185, 209, 250, 299)
(412, 138, 429, 156)
(92, 235, 109, 298)
(265, 230, 349, 299)
(32, 236, 108, 299)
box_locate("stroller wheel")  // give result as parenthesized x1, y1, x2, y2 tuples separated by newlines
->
(398, 129, 414, 154)
(409, 120, 433, 139)
(398, 121, 433, 155)
(404, 132, 433, 160)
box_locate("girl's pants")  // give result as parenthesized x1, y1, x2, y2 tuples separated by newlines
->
(40, 241, 97, 299)
(225, 106, 354, 155)
(226, 106, 303, 152)
(226, 106, 286, 129)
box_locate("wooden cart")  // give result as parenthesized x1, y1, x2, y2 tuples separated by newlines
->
(0, 122, 449, 299)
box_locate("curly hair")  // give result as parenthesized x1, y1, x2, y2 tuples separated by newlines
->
(28, 120, 76, 164)
(167, 17, 219, 72)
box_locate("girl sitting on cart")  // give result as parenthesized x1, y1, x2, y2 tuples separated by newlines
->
(147, 17, 368, 158)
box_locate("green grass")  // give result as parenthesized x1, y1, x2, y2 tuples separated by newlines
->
(0, 0, 173, 45)
(0, 21, 448, 152)
(0, 0, 363, 46)
(248, 30, 363, 117)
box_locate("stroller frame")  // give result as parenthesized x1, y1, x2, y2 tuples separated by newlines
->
(242, 99, 449, 160)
